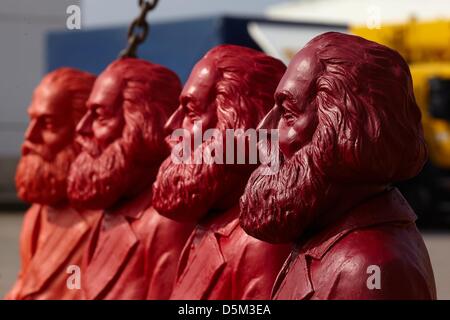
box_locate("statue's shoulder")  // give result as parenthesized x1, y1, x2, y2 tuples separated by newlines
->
(312, 223, 435, 299)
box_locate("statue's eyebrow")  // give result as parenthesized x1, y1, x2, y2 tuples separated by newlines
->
(86, 100, 98, 110)
(275, 91, 295, 105)
(179, 95, 193, 110)
(27, 106, 55, 118)
(180, 95, 204, 115)
(28, 111, 53, 121)
(87, 103, 107, 116)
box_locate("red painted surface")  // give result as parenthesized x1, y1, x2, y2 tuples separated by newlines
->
(153, 45, 291, 299)
(170, 206, 291, 299)
(271, 189, 436, 299)
(67, 58, 190, 299)
(240, 32, 436, 299)
(7, 68, 99, 299)
(7, 205, 100, 300)
(80, 188, 194, 299)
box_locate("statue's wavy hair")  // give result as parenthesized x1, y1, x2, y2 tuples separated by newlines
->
(40, 67, 96, 126)
(305, 32, 427, 183)
(203, 45, 286, 131)
(104, 58, 182, 164)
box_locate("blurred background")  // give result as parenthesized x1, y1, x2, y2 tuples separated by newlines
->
(1, 0, 449, 298)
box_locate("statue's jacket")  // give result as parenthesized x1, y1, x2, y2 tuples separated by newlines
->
(273, 188, 437, 300)
(82, 187, 194, 300)
(170, 205, 291, 300)
(6, 204, 100, 300)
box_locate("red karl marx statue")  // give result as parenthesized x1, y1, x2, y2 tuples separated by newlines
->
(240, 32, 437, 300)
(152, 45, 291, 299)
(6, 68, 99, 300)
(67, 58, 191, 299)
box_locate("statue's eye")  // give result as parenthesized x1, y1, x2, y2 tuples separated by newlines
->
(188, 111, 200, 122)
(95, 109, 109, 122)
(96, 115, 106, 122)
(185, 102, 200, 122)
(281, 102, 297, 125)
(42, 117, 56, 130)
(282, 112, 295, 126)
(44, 120, 55, 130)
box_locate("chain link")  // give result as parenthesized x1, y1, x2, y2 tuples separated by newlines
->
(119, 0, 159, 58)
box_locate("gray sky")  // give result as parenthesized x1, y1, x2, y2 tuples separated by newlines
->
(82, 0, 291, 27)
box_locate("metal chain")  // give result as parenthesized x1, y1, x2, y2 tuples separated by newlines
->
(119, 0, 159, 58)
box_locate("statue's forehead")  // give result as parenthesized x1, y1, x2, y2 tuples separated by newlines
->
(94, 71, 122, 94)
(88, 71, 122, 106)
(182, 58, 218, 98)
(277, 45, 322, 94)
(29, 82, 70, 116)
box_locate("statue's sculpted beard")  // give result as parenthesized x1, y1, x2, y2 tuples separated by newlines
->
(68, 127, 153, 210)
(239, 144, 330, 244)
(15, 145, 76, 206)
(153, 137, 242, 223)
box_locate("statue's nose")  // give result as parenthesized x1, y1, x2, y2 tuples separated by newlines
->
(257, 105, 281, 130)
(164, 105, 184, 135)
